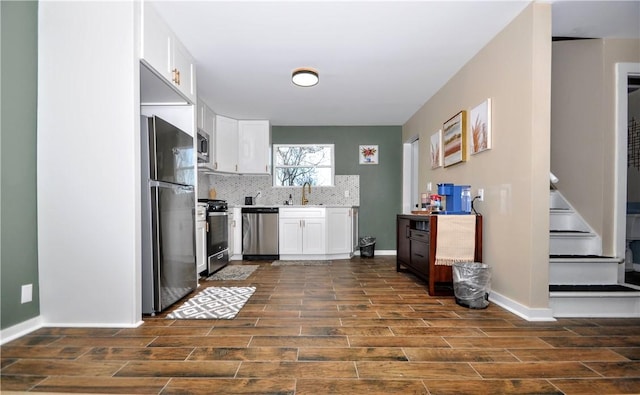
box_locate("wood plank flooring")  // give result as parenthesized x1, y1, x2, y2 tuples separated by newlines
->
(2, 256, 640, 394)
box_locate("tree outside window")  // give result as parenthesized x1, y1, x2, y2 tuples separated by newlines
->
(273, 144, 334, 187)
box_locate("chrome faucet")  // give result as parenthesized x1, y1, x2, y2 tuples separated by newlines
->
(301, 182, 311, 205)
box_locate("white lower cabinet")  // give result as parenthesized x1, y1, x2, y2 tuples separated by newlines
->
(196, 217, 207, 274)
(228, 210, 235, 258)
(327, 208, 352, 254)
(278, 207, 358, 259)
(351, 207, 359, 253)
(231, 207, 242, 260)
(279, 208, 326, 255)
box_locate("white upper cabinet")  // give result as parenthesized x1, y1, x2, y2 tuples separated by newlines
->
(214, 115, 239, 173)
(171, 38, 196, 103)
(197, 98, 215, 136)
(140, 2, 196, 104)
(238, 120, 271, 175)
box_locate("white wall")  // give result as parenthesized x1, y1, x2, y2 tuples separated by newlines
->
(38, 2, 141, 326)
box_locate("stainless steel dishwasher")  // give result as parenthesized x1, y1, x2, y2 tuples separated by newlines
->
(242, 207, 279, 260)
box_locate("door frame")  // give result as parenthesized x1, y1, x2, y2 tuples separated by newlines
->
(615, 62, 640, 280)
(402, 134, 419, 214)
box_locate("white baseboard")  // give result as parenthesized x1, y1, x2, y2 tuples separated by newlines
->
(0, 317, 144, 345)
(489, 290, 556, 322)
(0, 316, 44, 345)
(42, 321, 144, 328)
(355, 249, 396, 256)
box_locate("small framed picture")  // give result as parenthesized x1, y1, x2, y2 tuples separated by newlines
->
(469, 98, 492, 155)
(430, 129, 443, 169)
(359, 145, 378, 164)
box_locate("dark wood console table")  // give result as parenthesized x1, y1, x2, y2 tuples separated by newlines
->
(396, 214, 483, 296)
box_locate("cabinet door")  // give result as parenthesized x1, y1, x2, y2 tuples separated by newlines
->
(303, 218, 326, 254)
(233, 208, 242, 258)
(397, 217, 411, 266)
(214, 115, 238, 173)
(227, 211, 235, 258)
(171, 38, 196, 103)
(141, 3, 172, 81)
(196, 220, 207, 274)
(279, 218, 303, 254)
(410, 239, 429, 274)
(327, 208, 351, 254)
(238, 120, 271, 174)
(351, 208, 359, 253)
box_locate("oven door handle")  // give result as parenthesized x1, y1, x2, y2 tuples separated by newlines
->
(208, 212, 228, 217)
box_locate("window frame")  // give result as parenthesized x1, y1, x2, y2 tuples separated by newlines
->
(272, 143, 335, 187)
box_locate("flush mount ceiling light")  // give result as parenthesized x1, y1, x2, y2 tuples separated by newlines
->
(292, 67, 319, 87)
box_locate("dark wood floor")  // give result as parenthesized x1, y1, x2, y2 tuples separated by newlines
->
(2, 256, 640, 394)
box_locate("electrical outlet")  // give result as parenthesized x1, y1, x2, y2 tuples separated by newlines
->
(477, 188, 484, 201)
(344, 190, 350, 198)
(21, 284, 33, 304)
(427, 182, 432, 192)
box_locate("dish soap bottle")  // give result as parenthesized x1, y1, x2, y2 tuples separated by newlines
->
(288, 194, 293, 205)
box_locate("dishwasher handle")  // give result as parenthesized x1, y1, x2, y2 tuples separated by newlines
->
(242, 207, 279, 214)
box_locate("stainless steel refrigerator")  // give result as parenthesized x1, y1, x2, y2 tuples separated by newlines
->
(141, 115, 197, 315)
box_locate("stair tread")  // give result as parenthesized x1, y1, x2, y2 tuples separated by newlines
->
(550, 230, 589, 233)
(550, 255, 621, 263)
(550, 284, 639, 292)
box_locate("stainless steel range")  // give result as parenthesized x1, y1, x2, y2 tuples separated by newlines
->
(198, 199, 229, 276)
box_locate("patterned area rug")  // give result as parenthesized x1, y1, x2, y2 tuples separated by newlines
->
(166, 287, 256, 319)
(271, 260, 332, 266)
(206, 265, 258, 280)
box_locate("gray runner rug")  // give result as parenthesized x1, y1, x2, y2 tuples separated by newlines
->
(167, 286, 256, 319)
(206, 265, 258, 280)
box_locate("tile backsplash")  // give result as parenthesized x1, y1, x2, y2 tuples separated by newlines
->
(198, 173, 359, 206)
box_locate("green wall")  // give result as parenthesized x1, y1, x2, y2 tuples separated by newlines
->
(273, 126, 403, 250)
(1, 1, 40, 330)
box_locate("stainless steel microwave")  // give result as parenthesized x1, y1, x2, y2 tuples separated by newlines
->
(196, 128, 210, 163)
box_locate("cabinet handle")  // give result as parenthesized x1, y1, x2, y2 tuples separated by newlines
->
(414, 253, 425, 258)
(206, 222, 209, 232)
(172, 68, 178, 84)
(405, 226, 410, 238)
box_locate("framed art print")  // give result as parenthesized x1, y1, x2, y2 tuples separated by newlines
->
(443, 110, 467, 167)
(430, 130, 443, 169)
(359, 145, 378, 164)
(469, 98, 492, 155)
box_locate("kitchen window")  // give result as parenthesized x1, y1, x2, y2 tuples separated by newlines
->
(273, 144, 334, 187)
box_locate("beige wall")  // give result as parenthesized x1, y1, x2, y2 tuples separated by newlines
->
(552, 38, 640, 255)
(403, 3, 552, 309)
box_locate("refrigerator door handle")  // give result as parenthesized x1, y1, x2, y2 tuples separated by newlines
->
(150, 186, 162, 311)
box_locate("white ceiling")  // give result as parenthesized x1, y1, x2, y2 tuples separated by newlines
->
(151, 1, 640, 126)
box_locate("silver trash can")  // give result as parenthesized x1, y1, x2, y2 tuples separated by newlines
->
(452, 262, 491, 309)
(359, 236, 376, 258)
